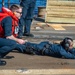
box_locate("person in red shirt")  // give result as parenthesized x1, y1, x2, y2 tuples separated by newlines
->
(0, 4, 27, 66)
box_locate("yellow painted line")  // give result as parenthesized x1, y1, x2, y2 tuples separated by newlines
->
(50, 25, 65, 30)
(47, 23, 75, 26)
(36, 22, 46, 26)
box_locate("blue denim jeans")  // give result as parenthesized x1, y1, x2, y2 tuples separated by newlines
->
(19, 0, 36, 36)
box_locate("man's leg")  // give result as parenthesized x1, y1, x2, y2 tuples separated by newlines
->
(23, 42, 38, 54)
(24, 19, 32, 34)
(0, 38, 16, 57)
(15, 43, 26, 53)
(18, 18, 24, 38)
(23, 41, 50, 55)
(18, 4, 28, 38)
(23, 2, 36, 37)
(0, 38, 16, 66)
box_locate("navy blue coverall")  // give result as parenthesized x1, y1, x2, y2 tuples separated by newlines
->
(24, 41, 75, 59)
(19, 0, 36, 36)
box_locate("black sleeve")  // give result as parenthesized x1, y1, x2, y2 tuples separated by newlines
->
(2, 16, 12, 37)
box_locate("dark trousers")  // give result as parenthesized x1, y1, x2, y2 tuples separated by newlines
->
(23, 41, 50, 55)
(0, 38, 16, 58)
(0, 38, 26, 58)
(19, 0, 36, 36)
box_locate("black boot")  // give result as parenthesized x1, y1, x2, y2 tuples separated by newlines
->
(0, 59, 6, 66)
(0, 54, 7, 66)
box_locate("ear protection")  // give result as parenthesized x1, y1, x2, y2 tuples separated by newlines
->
(61, 37, 73, 50)
(64, 39, 70, 48)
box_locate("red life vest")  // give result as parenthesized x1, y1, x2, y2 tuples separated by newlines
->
(0, 7, 19, 38)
